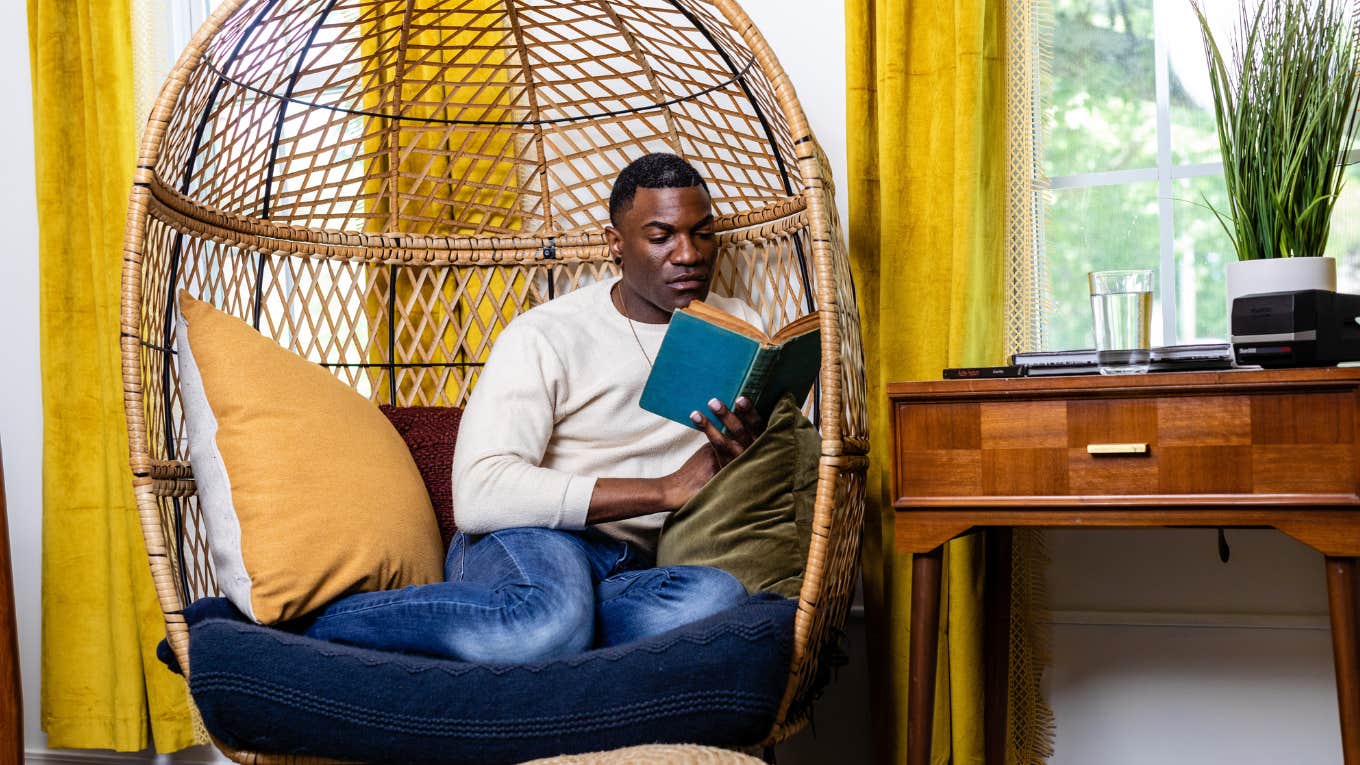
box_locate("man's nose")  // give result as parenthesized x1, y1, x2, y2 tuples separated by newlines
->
(671, 235, 702, 264)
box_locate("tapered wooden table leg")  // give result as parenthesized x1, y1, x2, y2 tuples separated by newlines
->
(1326, 557, 1360, 765)
(0, 443, 21, 765)
(984, 529, 1013, 765)
(908, 546, 944, 765)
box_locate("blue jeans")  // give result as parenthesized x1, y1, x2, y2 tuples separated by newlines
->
(303, 527, 747, 663)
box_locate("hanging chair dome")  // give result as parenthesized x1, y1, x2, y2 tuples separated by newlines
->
(122, 0, 869, 759)
(149, 0, 812, 236)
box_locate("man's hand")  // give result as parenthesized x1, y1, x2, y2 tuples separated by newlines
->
(587, 445, 718, 523)
(688, 396, 765, 467)
(659, 443, 721, 510)
(659, 396, 767, 509)
(585, 397, 768, 523)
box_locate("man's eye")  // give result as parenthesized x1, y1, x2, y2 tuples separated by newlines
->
(649, 236, 670, 244)
(695, 230, 715, 240)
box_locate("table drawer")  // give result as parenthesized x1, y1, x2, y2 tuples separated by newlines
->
(894, 390, 1359, 501)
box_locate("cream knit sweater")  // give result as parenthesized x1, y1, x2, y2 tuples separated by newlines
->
(451, 277, 763, 552)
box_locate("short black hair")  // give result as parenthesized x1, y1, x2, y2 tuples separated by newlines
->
(608, 153, 709, 225)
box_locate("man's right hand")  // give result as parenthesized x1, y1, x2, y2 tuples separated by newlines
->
(689, 395, 765, 465)
(661, 394, 766, 509)
(661, 443, 722, 510)
(584, 395, 765, 524)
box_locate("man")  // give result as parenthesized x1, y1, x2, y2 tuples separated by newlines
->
(305, 153, 768, 663)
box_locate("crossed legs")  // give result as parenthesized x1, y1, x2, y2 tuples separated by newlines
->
(304, 527, 746, 663)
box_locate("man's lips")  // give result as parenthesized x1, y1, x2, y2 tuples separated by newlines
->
(667, 274, 708, 290)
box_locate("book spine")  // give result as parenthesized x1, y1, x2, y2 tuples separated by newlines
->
(1011, 351, 1097, 366)
(943, 365, 1024, 379)
(737, 346, 778, 407)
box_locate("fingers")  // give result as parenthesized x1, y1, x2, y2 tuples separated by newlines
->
(732, 396, 765, 438)
(689, 406, 744, 463)
(707, 397, 757, 447)
(688, 396, 763, 468)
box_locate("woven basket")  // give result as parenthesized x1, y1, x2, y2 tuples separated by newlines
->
(120, 1, 869, 761)
(518, 744, 765, 765)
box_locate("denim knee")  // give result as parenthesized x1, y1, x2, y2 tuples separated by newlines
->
(595, 565, 748, 647)
(463, 530, 598, 662)
(428, 582, 594, 663)
(666, 566, 748, 612)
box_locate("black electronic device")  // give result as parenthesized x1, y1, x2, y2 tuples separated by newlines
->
(1230, 289, 1360, 367)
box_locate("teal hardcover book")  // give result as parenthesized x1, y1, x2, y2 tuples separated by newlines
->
(640, 301, 821, 431)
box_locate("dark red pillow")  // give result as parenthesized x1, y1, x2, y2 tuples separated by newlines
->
(379, 405, 462, 551)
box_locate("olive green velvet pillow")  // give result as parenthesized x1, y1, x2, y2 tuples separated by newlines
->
(656, 395, 819, 598)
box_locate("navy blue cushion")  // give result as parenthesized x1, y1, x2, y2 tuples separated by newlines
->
(159, 594, 795, 764)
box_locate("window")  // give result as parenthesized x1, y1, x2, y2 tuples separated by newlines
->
(1044, 0, 1360, 351)
(136, 0, 216, 131)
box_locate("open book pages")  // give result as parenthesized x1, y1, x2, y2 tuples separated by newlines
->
(682, 300, 820, 345)
(640, 301, 822, 430)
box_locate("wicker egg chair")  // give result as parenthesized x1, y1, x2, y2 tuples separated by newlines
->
(120, 0, 869, 760)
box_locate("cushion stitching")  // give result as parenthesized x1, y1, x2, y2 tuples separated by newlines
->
(191, 675, 771, 735)
(193, 613, 791, 676)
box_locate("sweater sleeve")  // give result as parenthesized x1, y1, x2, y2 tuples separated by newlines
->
(450, 322, 595, 534)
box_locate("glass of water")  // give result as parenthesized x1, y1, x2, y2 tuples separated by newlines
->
(1088, 269, 1153, 375)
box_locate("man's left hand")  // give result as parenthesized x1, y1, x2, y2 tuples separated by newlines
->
(689, 396, 765, 467)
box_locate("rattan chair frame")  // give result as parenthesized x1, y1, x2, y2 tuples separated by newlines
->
(120, 2, 868, 761)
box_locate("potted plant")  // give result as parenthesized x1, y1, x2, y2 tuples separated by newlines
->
(1194, 0, 1360, 308)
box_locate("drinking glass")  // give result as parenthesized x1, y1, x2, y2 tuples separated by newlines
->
(1088, 269, 1153, 374)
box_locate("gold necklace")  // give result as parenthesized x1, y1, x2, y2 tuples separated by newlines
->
(613, 283, 654, 370)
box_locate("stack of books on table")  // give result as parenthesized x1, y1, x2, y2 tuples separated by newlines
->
(941, 343, 1236, 379)
(1018, 343, 1236, 376)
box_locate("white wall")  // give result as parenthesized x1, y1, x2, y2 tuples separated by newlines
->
(742, 0, 851, 239)
(1, 0, 46, 755)
(1047, 528, 1341, 764)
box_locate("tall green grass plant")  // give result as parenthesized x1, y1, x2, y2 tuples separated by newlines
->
(1195, 0, 1360, 259)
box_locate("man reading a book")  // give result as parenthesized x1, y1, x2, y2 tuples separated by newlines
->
(304, 153, 772, 662)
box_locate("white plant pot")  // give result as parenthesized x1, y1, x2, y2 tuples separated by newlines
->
(1226, 257, 1336, 322)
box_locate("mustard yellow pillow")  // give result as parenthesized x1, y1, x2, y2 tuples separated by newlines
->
(176, 292, 443, 624)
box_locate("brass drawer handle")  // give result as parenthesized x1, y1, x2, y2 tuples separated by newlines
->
(1087, 443, 1150, 456)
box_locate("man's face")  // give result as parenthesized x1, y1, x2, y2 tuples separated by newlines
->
(605, 185, 717, 324)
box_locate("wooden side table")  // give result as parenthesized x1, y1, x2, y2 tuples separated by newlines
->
(889, 368, 1360, 765)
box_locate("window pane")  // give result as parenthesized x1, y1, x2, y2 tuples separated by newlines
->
(1172, 176, 1233, 341)
(1173, 166, 1360, 342)
(1166, 0, 1230, 166)
(1328, 164, 1360, 294)
(1047, 0, 1157, 177)
(1044, 182, 1162, 350)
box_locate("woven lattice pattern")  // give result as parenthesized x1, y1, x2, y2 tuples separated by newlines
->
(149, 0, 800, 236)
(122, 1, 868, 760)
(519, 745, 764, 765)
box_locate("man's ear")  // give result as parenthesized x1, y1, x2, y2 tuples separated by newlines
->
(604, 225, 622, 265)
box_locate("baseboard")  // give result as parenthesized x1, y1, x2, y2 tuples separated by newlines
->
(26, 746, 226, 764)
(1048, 609, 1330, 630)
(26, 751, 149, 764)
(27, 751, 138, 762)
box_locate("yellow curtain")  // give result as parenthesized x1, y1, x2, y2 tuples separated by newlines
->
(30, 0, 195, 752)
(847, 0, 1007, 761)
